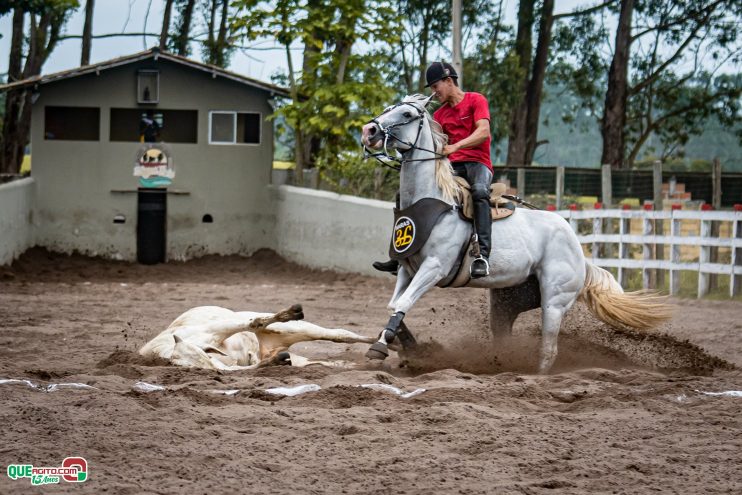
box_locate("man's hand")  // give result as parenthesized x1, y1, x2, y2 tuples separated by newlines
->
(442, 119, 490, 156)
(442, 144, 459, 156)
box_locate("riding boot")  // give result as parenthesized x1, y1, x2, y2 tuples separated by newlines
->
(373, 259, 399, 274)
(373, 192, 402, 275)
(471, 190, 492, 279)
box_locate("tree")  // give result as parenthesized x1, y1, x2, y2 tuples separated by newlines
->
(391, 0, 494, 96)
(553, 0, 740, 168)
(201, 0, 235, 67)
(80, 0, 93, 65)
(626, 72, 741, 165)
(160, 0, 174, 50)
(601, 0, 634, 168)
(521, 0, 554, 166)
(394, 0, 451, 95)
(623, 1, 741, 165)
(233, 0, 401, 191)
(0, 0, 79, 175)
(170, 0, 196, 56)
(505, 0, 617, 166)
(466, 3, 520, 161)
(505, 0, 535, 166)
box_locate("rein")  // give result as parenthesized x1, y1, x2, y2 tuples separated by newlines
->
(362, 101, 445, 171)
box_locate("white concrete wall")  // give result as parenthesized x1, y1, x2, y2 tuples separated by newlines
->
(0, 178, 36, 265)
(0, 179, 397, 276)
(271, 185, 394, 276)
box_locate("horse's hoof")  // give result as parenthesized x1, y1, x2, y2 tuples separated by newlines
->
(365, 342, 389, 360)
(277, 351, 292, 366)
(289, 304, 304, 320)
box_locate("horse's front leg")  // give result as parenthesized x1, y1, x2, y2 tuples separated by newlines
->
(387, 264, 411, 310)
(366, 257, 447, 360)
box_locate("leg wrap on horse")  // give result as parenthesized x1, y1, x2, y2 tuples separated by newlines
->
(471, 184, 492, 259)
(366, 312, 406, 360)
(380, 312, 406, 344)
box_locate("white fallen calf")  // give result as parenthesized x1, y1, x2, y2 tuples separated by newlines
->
(139, 304, 373, 371)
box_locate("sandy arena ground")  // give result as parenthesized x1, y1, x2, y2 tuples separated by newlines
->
(1, 248, 741, 494)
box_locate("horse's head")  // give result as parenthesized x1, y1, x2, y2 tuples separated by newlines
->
(361, 94, 435, 153)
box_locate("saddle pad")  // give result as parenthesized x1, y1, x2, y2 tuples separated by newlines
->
(388, 198, 454, 260)
(452, 177, 515, 221)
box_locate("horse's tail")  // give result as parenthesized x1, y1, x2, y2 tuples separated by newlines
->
(579, 261, 671, 330)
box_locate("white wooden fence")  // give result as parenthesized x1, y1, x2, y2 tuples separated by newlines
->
(557, 208, 742, 298)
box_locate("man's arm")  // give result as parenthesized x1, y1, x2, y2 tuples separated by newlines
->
(442, 118, 490, 156)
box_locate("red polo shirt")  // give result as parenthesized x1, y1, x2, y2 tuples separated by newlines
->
(433, 92, 492, 170)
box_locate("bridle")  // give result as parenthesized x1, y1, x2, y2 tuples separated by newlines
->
(362, 97, 541, 210)
(362, 100, 445, 172)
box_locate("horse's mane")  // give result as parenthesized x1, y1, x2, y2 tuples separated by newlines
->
(402, 94, 460, 204)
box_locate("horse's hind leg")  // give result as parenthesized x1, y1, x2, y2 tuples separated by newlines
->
(489, 275, 541, 337)
(539, 306, 565, 373)
(538, 285, 580, 374)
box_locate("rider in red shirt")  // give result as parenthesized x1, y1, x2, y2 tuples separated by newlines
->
(374, 61, 493, 278)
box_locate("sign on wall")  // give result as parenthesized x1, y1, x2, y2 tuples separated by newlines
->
(134, 143, 175, 188)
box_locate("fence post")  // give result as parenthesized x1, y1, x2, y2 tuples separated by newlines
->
(555, 166, 565, 210)
(517, 167, 526, 197)
(642, 207, 655, 290)
(732, 208, 741, 297)
(592, 211, 603, 260)
(710, 158, 722, 290)
(653, 161, 665, 290)
(601, 164, 612, 208)
(712, 158, 722, 209)
(601, 164, 615, 260)
(618, 209, 630, 287)
(698, 218, 711, 298)
(592, 210, 603, 260)
(670, 209, 681, 296)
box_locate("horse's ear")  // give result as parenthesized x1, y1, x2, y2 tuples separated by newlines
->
(423, 94, 435, 108)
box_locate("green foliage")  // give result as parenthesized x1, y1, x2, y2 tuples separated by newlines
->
(549, 13, 609, 123)
(286, 51, 396, 128)
(0, 0, 79, 15)
(547, 0, 741, 167)
(168, 0, 197, 56)
(199, 0, 237, 68)
(466, 46, 522, 145)
(230, 0, 741, 194)
(389, 0, 495, 96)
(317, 150, 398, 200)
(232, 0, 402, 197)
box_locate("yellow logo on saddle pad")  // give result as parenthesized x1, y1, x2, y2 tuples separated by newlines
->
(388, 198, 455, 260)
(393, 217, 415, 253)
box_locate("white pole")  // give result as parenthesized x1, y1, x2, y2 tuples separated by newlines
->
(452, 0, 463, 88)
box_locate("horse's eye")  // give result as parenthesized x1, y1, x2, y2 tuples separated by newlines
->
(403, 111, 412, 118)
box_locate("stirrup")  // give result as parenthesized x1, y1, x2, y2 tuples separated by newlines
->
(470, 256, 490, 278)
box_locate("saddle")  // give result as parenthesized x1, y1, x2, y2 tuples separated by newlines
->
(392, 179, 517, 288)
(453, 177, 515, 221)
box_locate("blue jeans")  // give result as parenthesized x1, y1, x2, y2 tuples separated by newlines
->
(451, 161, 493, 258)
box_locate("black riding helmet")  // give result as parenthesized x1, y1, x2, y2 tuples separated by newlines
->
(425, 61, 458, 87)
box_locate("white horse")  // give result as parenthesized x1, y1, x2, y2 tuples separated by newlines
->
(139, 304, 374, 371)
(361, 94, 670, 373)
